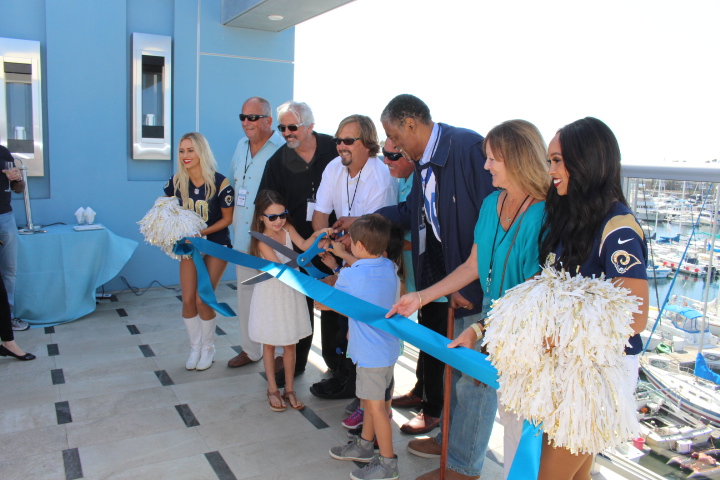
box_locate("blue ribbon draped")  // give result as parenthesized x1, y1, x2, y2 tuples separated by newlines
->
(174, 237, 543, 478)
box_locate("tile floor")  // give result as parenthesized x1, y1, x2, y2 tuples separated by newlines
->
(0, 282, 622, 480)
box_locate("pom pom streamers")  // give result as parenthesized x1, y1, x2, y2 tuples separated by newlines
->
(138, 196, 207, 260)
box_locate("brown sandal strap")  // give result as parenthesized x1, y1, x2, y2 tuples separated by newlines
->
(268, 389, 285, 409)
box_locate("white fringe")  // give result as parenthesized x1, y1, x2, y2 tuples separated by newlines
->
(484, 266, 642, 454)
(138, 196, 207, 260)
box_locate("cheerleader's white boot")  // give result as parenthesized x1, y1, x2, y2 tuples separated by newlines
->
(196, 317, 216, 371)
(183, 315, 202, 370)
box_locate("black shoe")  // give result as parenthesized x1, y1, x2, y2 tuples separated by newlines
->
(0, 344, 36, 361)
(275, 367, 305, 389)
(347, 424, 363, 438)
(309, 375, 356, 399)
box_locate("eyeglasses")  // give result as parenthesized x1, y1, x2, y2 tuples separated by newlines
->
(277, 124, 305, 133)
(382, 150, 404, 161)
(263, 211, 288, 222)
(334, 137, 362, 146)
(240, 114, 270, 122)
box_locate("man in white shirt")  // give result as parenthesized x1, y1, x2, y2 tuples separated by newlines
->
(227, 96, 284, 368)
(310, 114, 397, 397)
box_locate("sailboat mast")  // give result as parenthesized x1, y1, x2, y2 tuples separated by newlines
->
(698, 183, 719, 356)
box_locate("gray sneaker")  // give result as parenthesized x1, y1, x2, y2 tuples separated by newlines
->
(350, 455, 399, 480)
(329, 437, 374, 462)
(344, 397, 360, 414)
(11, 318, 29, 331)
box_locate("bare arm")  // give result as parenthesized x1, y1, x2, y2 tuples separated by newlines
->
(200, 206, 233, 237)
(287, 224, 334, 251)
(312, 210, 331, 232)
(613, 277, 649, 334)
(387, 244, 480, 317)
(257, 239, 283, 264)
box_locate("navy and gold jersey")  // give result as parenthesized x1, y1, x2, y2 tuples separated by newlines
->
(548, 202, 647, 354)
(164, 172, 235, 247)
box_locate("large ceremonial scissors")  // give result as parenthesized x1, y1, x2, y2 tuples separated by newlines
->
(241, 231, 338, 285)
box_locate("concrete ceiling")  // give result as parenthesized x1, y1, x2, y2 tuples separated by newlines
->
(222, 0, 355, 32)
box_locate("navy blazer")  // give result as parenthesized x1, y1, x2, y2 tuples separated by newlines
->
(377, 123, 494, 318)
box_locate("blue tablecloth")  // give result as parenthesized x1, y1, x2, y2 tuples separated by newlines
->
(15, 224, 137, 326)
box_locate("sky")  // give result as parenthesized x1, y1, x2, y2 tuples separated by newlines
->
(294, 0, 720, 164)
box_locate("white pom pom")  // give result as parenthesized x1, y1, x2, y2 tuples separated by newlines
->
(484, 266, 642, 454)
(138, 196, 207, 260)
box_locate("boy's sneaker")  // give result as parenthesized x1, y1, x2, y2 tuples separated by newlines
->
(329, 437, 374, 462)
(350, 454, 399, 480)
(342, 407, 364, 429)
(11, 318, 29, 331)
(344, 397, 360, 415)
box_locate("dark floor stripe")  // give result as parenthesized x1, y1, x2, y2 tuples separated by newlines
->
(139, 344, 155, 357)
(62, 447, 83, 480)
(298, 405, 329, 429)
(176, 295, 183, 302)
(126, 324, 140, 334)
(44, 326, 55, 334)
(47, 344, 59, 356)
(231, 345, 242, 355)
(175, 404, 200, 427)
(55, 401, 72, 425)
(205, 451, 237, 480)
(215, 325, 226, 336)
(226, 283, 237, 290)
(116, 308, 128, 317)
(155, 370, 174, 386)
(51, 368, 65, 385)
(258, 372, 267, 381)
(109, 294, 119, 302)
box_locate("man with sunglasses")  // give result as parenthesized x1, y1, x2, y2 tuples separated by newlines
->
(309, 115, 397, 400)
(227, 97, 285, 369)
(258, 100, 337, 387)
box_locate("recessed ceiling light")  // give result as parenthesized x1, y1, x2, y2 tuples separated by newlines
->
(268, 15, 284, 21)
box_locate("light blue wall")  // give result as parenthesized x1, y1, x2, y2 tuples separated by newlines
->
(0, 0, 295, 290)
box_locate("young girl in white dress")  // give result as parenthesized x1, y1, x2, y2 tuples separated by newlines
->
(249, 190, 333, 412)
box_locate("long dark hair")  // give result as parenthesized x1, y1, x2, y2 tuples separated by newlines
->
(249, 190, 292, 258)
(539, 117, 628, 272)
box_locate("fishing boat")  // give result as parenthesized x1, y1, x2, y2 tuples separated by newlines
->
(641, 354, 720, 426)
(647, 264, 673, 279)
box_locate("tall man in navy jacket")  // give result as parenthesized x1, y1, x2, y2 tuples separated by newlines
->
(378, 94, 495, 480)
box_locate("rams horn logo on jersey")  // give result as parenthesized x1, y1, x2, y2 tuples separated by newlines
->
(611, 250, 641, 274)
(225, 195, 233, 207)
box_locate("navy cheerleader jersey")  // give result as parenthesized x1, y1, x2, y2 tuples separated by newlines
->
(548, 202, 647, 354)
(164, 172, 235, 247)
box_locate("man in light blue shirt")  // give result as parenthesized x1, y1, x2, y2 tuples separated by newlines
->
(227, 96, 284, 368)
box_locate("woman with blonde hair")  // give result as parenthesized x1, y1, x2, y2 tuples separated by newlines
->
(164, 132, 234, 371)
(389, 119, 549, 480)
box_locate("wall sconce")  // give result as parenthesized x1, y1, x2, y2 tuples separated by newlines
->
(0, 37, 44, 176)
(132, 33, 172, 160)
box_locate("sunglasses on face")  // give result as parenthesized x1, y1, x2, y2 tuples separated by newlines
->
(334, 137, 361, 146)
(240, 114, 270, 122)
(263, 211, 288, 222)
(277, 124, 305, 133)
(382, 150, 404, 161)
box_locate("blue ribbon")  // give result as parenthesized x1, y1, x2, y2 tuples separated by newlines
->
(175, 237, 544, 478)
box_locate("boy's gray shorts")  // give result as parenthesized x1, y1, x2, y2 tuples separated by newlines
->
(356, 365, 394, 401)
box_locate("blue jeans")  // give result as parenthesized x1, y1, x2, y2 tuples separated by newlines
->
(0, 211, 18, 318)
(436, 313, 498, 476)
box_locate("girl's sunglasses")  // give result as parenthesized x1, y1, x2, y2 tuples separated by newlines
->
(277, 124, 305, 132)
(383, 150, 404, 161)
(334, 137, 361, 146)
(263, 211, 288, 222)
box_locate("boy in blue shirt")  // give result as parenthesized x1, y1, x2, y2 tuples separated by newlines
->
(323, 214, 400, 480)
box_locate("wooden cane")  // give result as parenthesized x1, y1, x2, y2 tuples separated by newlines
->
(439, 306, 455, 480)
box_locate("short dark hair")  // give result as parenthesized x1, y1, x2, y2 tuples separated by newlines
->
(348, 214, 391, 256)
(380, 94, 432, 126)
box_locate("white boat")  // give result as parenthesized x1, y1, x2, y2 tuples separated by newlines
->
(647, 264, 672, 278)
(641, 354, 720, 426)
(660, 305, 720, 347)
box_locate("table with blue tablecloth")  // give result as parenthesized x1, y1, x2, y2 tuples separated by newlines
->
(15, 224, 137, 326)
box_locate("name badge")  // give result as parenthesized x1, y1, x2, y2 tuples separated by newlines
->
(418, 222, 427, 256)
(237, 188, 247, 207)
(306, 199, 316, 222)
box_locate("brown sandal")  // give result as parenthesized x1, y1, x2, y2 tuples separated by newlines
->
(267, 389, 286, 412)
(282, 390, 305, 410)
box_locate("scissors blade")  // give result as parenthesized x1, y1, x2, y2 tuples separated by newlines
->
(241, 231, 299, 285)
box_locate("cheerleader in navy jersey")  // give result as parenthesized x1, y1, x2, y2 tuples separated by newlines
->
(164, 132, 234, 371)
(538, 118, 649, 480)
